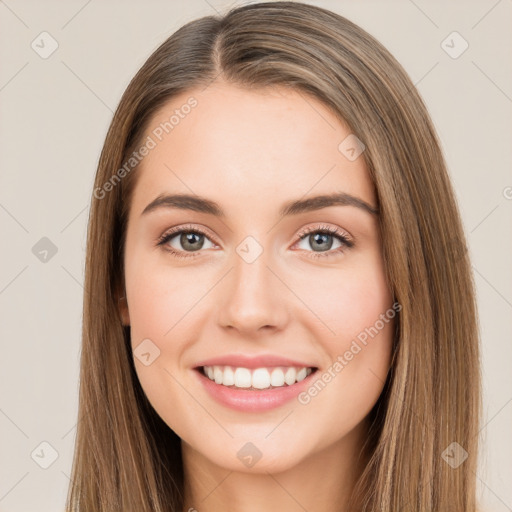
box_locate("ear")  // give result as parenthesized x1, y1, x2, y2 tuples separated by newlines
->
(116, 289, 130, 326)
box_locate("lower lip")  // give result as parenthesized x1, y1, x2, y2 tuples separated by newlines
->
(194, 368, 317, 412)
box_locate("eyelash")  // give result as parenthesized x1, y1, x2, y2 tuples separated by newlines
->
(156, 223, 354, 260)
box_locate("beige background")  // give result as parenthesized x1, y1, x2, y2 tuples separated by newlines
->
(0, 1, 511, 510)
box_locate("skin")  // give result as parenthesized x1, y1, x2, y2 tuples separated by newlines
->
(119, 81, 395, 512)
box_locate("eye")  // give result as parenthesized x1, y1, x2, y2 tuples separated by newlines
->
(293, 224, 354, 259)
(156, 223, 354, 260)
(156, 224, 216, 259)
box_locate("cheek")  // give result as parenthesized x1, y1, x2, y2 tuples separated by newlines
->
(125, 260, 204, 436)
(291, 250, 393, 343)
(126, 255, 207, 345)
(292, 250, 394, 407)
(124, 253, 215, 416)
(293, 258, 395, 446)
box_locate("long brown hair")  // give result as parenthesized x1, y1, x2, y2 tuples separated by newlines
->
(66, 2, 481, 510)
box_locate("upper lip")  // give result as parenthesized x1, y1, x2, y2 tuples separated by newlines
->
(194, 354, 318, 370)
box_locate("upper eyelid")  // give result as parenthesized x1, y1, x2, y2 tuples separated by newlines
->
(159, 223, 218, 241)
(296, 224, 352, 240)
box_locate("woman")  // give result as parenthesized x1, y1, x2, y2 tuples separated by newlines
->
(66, 2, 481, 511)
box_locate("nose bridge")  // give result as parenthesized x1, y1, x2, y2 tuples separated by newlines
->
(218, 236, 287, 333)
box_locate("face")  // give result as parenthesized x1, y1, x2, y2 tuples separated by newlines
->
(120, 81, 395, 474)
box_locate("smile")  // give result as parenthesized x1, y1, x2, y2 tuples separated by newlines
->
(202, 365, 314, 390)
(194, 361, 319, 412)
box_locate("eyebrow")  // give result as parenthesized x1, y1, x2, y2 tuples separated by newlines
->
(141, 192, 379, 217)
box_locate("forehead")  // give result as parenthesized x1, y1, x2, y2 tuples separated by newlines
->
(129, 81, 376, 217)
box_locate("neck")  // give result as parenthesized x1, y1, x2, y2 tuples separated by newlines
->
(181, 419, 369, 512)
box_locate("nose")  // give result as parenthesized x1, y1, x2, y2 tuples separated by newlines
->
(217, 246, 289, 336)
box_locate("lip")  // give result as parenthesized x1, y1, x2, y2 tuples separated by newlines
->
(193, 364, 318, 412)
(194, 353, 317, 370)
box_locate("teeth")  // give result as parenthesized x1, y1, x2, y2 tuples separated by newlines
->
(213, 366, 223, 384)
(296, 367, 308, 382)
(284, 367, 296, 385)
(234, 368, 251, 388)
(202, 365, 313, 390)
(270, 368, 285, 387)
(252, 368, 270, 389)
(223, 366, 235, 386)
